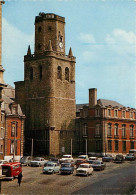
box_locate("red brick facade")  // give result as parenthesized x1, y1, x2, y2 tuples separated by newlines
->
(77, 88, 136, 156)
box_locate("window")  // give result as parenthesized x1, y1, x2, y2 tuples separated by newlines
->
(107, 123, 112, 136)
(130, 141, 134, 149)
(30, 67, 33, 80)
(108, 140, 112, 151)
(39, 65, 42, 80)
(65, 67, 69, 81)
(11, 122, 18, 137)
(96, 140, 101, 151)
(12, 106, 17, 115)
(122, 111, 125, 118)
(10, 140, 14, 154)
(107, 109, 111, 117)
(0, 144, 3, 153)
(10, 140, 17, 155)
(130, 125, 134, 138)
(57, 66, 62, 80)
(115, 141, 118, 151)
(130, 112, 133, 119)
(1, 127, 4, 139)
(38, 44, 41, 50)
(122, 125, 126, 138)
(95, 109, 100, 116)
(38, 26, 42, 32)
(114, 110, 118, 117)
(122, 141, 126, 152)
(95, 124, 100, 136)
(83, 124, 88, 136)
(114, 124, 118, 136)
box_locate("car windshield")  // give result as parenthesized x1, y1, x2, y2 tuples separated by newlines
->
(61, 164, 70, 167)
(79, 164, 89, 168)
(47, 164, 54, 167)
(34, 158, 41, 161)
(62, 155, 71, 158)
(127, 154, 133, 156)
(93, 161, 101, 165)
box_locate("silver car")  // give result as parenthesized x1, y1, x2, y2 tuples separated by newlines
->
(30, 157, 46, 167)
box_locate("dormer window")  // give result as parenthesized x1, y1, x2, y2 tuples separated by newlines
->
(12, 106, 17, 115)
(107, 109, 111, 117)
(122, 110, 125, 118)
(130, 112, 133, 119)
(95, 109, 100, 117)
(114, 109, 118, 117)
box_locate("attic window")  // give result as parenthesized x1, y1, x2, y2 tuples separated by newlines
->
(12, 106, 17, 115)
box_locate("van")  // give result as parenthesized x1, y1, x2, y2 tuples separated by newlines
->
(2, 162, 22, 180)
(129, 149, 136, 158)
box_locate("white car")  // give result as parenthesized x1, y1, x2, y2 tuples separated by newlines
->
(88, 157, 98, 161)
(43, 162, 60, 174)
(76, 163, 93, 176)
(60, 155, 73, 163)
(78, 155, 89, 161)
(30, 157, 47, 167)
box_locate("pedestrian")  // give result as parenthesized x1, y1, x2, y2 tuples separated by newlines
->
(17, 172, 23, 187)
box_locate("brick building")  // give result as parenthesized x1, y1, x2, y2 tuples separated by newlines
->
(0, 85, 25, 161)
(15, 13, 76, 156)
(76, 88, 136, 156)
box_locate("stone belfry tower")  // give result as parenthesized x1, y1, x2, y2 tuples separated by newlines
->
(15, 13, 76, 155)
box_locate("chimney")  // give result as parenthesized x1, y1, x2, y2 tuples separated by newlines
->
(89, 88, 97, 108)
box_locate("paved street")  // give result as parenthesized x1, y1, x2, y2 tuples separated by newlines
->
(1, 160, 136, 195)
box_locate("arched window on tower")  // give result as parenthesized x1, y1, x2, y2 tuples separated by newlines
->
(39, 65, 42, 80)
(57, 66, 62, 80)
(65, 67, 69, 81)
(30, 67, 33, 80)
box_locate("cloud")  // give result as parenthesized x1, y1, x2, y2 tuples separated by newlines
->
(2, 18, 34, 85)
(105, 29, 136, 56)
(3, 18, 34, 60)
(78, 33, 96, 44)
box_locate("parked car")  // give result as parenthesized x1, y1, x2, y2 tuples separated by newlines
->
(125, 153, 135, 161)
(92, 160, 106, 171)
(78, 155, 89, 161)
(60, 162, 74, 174)
(59, 155, 73, 163)
(114, 155, 124, 163)
(76, 163, 93, 176)
(0, 160, 8, 167)
(102, 154, 113, 162)
(75, 159, 87, 168)
(129, 149, 136, 159)
(20, 156, 32, 166)
(88, 157, 98, 161)
(43, 162, 60, 174)
(2, 162, 22, 180)
(30, 157, 46, 167)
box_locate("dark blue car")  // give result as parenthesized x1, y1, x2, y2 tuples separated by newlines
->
(60, 162, 74, 174)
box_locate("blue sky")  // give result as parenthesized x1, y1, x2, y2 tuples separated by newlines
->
(2, 0, 136, 108)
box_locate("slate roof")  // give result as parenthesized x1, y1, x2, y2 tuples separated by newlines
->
(76, 104, 89, 112)
(76, 99, 125, 112)
(97, 99, 125, 108)
(1, 85, 24, 116)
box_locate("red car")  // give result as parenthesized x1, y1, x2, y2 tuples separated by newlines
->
(2, 162, 22, 180)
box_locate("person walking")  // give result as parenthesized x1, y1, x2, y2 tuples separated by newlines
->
(17, 172, 23, 187)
